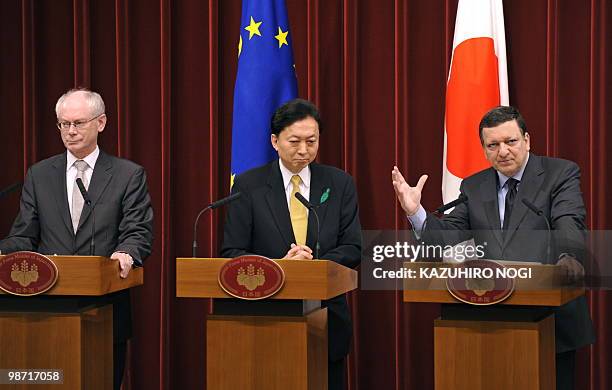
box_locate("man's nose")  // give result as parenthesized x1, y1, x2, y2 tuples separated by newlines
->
(297, 142, 307, 154)
(498, 143, 510, 156)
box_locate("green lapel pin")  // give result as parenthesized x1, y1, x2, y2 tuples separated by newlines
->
(320, 188, 330, 204)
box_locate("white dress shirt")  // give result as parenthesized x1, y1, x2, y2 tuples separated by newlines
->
(278, 159, 311, 213)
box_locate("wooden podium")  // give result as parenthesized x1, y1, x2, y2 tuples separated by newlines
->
(403, 262, 584, 390)
(0, 255, 143, 390)
(176, 258, 358, 390)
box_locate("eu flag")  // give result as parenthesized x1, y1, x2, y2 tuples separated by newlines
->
(230, 0, 298, 183)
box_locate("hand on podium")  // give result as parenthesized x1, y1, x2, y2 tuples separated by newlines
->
(556, 254, 585, 284)
(284, 244, 313, 260)
(111, 251, 135, 278)
(392, 166, 428, 216)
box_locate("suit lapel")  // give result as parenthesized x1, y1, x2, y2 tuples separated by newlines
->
(503, 154, 545, 246)
(480, 168, 503, 248)
(264, 161, 295, 248)
(77, 150, 113, 230)
(51, 153, 74, 236)
(306, 163, 330, 252)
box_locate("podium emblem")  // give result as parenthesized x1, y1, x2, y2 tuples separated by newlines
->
(218, 255, 285, 300)
(446, 259, 515, 305)
(0, 251, 58, 296)
(237, 263, 265, 291)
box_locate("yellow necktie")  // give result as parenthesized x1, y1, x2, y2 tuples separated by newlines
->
(290, 175, 308, 245)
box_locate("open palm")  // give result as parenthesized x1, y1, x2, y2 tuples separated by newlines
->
(392, 166, 428, 216)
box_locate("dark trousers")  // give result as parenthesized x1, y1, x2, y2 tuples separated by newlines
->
(329, 358, 346, 390)
(556, 350, 576, 390)
(114, 341, 127, 390)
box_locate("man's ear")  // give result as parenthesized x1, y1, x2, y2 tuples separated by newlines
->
(97, 114, 107, 133)
(271, 134, 278, 151)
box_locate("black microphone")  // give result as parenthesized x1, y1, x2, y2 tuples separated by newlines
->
(209, 192, 241, 209)
(0, 181, 22, 199)
(521, 198, 543, 216)
(417, 195, 469, 240)
(294, 192, 320, 260)
(522, 198, 552, 263)
(192, 192, 242, 257)
(436, 194, 468, 214)
(76, 178, 95, 256)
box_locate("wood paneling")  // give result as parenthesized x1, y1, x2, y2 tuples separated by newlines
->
(206, 308, 327, 390)
(0, 305, 112, 390)
(176, 258, 357, 300)
(0, 255, 143, 296)
(434, 315, 555, 390)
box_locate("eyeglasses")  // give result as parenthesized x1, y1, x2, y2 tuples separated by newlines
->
(56, 113, 104, 131)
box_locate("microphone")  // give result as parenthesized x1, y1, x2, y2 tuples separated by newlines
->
(192, 192, 242, 257)
(417, 195, 469, 241)
(209, 192, 241, 210)
(294, 192, 318, 209)
(76, 178, 95, 256)
(294, 192, 320, 259)
(521, 198, 552, 263)
(0, 181, 22, 199)
(436, 194, 468, 214)
(521, 198, 543, 216)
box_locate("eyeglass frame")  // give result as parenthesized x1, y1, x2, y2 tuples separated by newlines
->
(56, 113, 105, 131)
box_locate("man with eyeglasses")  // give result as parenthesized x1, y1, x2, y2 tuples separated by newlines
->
(392, 106, 594, 390)
(0, 88, 154, 390)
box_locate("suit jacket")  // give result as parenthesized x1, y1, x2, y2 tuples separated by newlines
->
(221, 160, 362, 361)
(423, 153, 594, 352)
(0, 150, 154, 341)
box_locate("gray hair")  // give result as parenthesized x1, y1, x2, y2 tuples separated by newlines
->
(55, 88, 105, 118)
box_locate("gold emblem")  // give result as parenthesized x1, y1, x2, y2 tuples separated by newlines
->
(465, 277, 495, 297)
(10, 260, 39, 287)
(446, 259, 515, 305)
(236, 264, 265, 291)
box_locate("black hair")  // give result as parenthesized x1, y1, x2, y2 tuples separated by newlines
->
(270, 98, 321, 136)
(478, 105, 527, 144)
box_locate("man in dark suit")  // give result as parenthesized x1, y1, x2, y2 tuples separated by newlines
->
(0, 88, 154, 390)
(392, 105, 594, 390)
(222, 99, 362, 390)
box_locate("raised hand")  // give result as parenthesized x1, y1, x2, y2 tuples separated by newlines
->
(392, 166, 428, 216)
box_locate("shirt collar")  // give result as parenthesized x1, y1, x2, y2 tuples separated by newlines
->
(278, 159, 311, 191)
(497, 152, 529, 189)
(66, 146, 100, 172)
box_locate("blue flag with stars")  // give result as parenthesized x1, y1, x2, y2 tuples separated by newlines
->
(230, 0, 298, 184)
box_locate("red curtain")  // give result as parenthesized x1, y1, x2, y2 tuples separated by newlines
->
(0, 1, 610, 389)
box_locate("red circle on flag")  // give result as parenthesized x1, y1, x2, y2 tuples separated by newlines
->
(446, 37, 500, 178)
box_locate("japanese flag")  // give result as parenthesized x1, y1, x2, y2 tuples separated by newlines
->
(442, 0, 509, 204)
